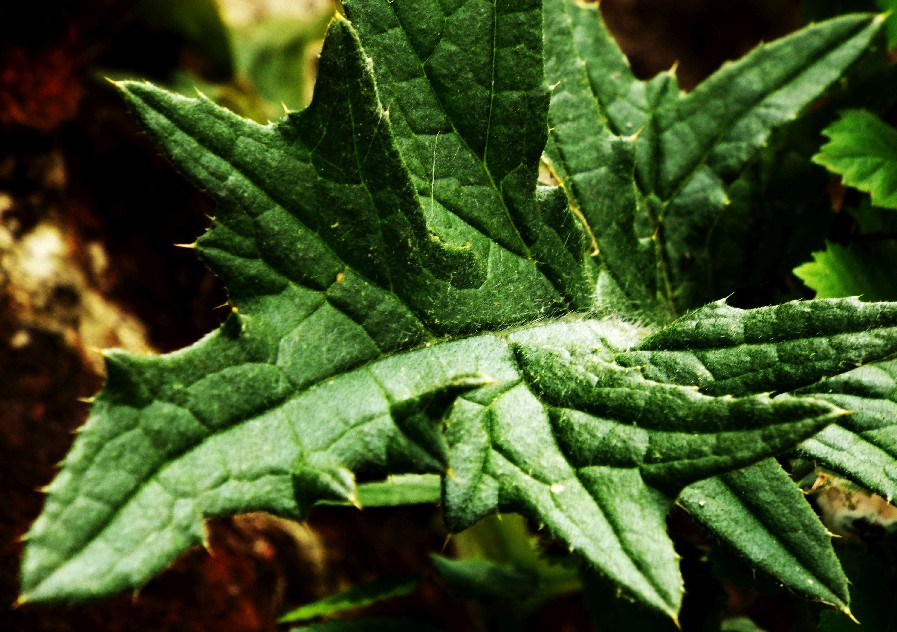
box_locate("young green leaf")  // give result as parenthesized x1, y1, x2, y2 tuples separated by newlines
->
(430, 554, 537, 601)
(351, 474, 442, 508)
(800, 358, 897, 502)
(290, 618, 443, 632)
(813, 109, 897, 209)
(278, 575, 421, 623)
(138, 0, 234, 79)
(795, 241, 897, 300)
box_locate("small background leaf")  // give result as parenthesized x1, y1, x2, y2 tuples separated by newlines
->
(278, 575, 421, 623)
(138, 0, 234, 79)
(721, 617, 769, 632)
(430, 555, 536, 602)
(290, 617, 443, 632)
(353, 474, 442, 508)
(813, 109, 897, 209)
(795, 241, 897, 300)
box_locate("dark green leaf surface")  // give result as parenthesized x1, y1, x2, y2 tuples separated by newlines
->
(544, 1, 884, 312)
(679, 460, 849, 610)
(814, 109, 897, 209)
(619, 298, 897, 396)
(618, 298, 897, 607)
(800, 358, 897, 502)
(19, 0, 896, 620)
(343, 0, 600, 318)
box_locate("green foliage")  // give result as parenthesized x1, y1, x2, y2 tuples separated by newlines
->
(227, 7, 334, 113)
(278, 575, 421, 623)
(18, 0, 897, 625)
(544, 0, 884, 314)
(814, 110, 897, 209)
(795, 240, 897, 300)
(680, 460, 848, 608)
(138, 0, 234, 78)
(290, 618, 443, 632)
(430, 556, 536, 601)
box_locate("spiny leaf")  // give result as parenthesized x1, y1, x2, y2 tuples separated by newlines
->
(813, 109, 897, 209)
(800, 358, 897, 502)
(876, 0, 897, 48)
(544, 0, 885, 312)
(679, 460, 849, 610)
(617, 298, 897, 607)
(619, 298, 897, 396)
(342, 0, 600, 317)
(443, 318, 843, 615)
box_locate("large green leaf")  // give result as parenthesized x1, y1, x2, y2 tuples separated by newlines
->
(544, 0, 885, 313)
(18, 0, 897, 621)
